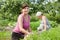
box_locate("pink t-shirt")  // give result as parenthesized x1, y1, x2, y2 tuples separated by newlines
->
(13, 14, 30, 33)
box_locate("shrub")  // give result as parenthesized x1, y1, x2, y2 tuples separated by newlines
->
(30, 20, 58, 31)
(45, 14, 60, 23)
(50, 21, 58, 28)
(0, 19, 9, 27)
(55, 14, 60, 23)
(30, 15, 39, 22)
(45, 14, 55, 21)
(8, 21, 16, 27)
(0, 19, 16, 27)
(30, 21, 40, 30)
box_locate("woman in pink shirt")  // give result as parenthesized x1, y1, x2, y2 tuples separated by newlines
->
(12, 3, 32, 40)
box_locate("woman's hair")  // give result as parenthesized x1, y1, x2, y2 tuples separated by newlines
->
(20, 3, 29, 14)
(22, 3, 29, 9)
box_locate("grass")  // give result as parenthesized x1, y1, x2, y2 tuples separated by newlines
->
(0, 26, 60, 40)
(0, 21, 60, 40)
(26, 26, 60, 40)
(0, 31, 11, 40)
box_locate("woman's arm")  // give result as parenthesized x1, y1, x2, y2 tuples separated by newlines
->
(28, 27, 32, 32)
(28, 16, 32, 32)
(18, 16, 29, 35)
(42, 16, 47, 31)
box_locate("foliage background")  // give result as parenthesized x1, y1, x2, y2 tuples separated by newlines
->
(0, 0, 60, 40)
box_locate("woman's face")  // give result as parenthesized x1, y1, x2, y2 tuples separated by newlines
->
(22, 7, 29, 15)
(37, 16, 42, 19)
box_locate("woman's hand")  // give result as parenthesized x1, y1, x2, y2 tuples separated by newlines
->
(25, 32, 33, 36)
(24, 32, 33, 40)
(26, 32, 30, 35)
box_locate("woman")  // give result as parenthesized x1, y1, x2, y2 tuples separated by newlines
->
(12, 4, 32, 40)
(36, 12, 51, 32)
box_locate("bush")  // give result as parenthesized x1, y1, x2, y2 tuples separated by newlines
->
(0, 19, 9, 27)
(45, 14, 55, 21)
(26, 27, 60, 40)
(50, 21, 58, 28)
(8, 21, 16, 27)
(30, 21, 40, 30)
(30, 20, 58, 31)
(55, 14, 60, 23)
(0, 19, 16, 27)
(30, 14, 39, 22)
(45, 14, 60, 23)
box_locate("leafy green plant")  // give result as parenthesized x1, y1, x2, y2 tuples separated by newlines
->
(30, 15, 39, 22)
(50, 21, 58, 28)
(45, 14, 60, 23)
(0, 19, 9, 27)
(30, 21, 40, 30)
(55, 14, 60, 23)
(0, 31, 11, 40)
(26, 27, 60, 40)
(30, 20, 58, 31)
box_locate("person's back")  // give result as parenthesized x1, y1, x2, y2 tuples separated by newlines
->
(36, 12, 51, 32)
(39, 17, 51, 30)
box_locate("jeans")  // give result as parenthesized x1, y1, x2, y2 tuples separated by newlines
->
(12, 32, 24, 40)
